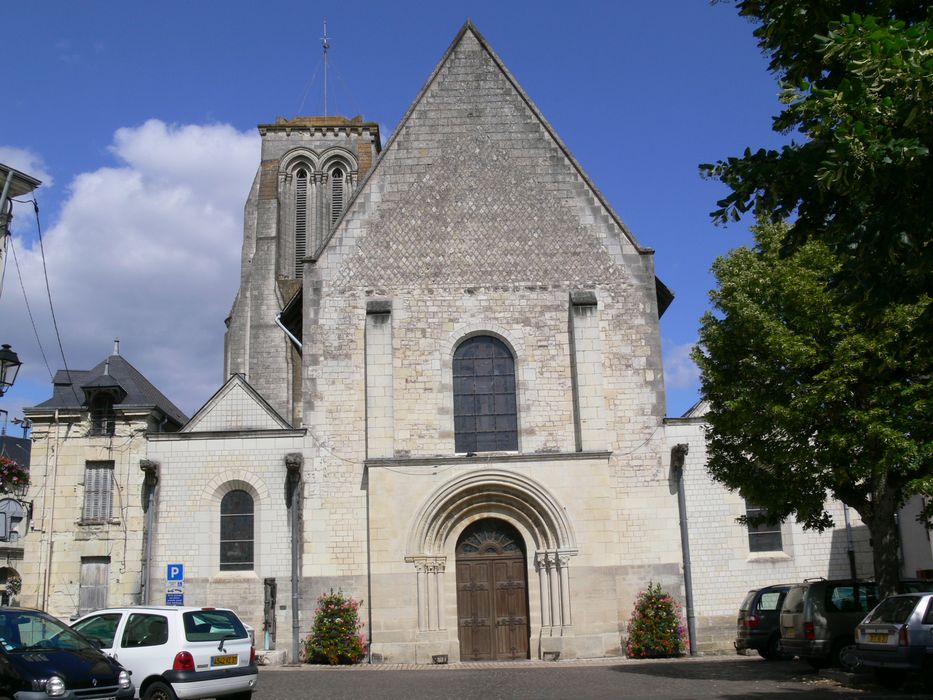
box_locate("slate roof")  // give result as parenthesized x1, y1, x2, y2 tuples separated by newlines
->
(30, 354, 188, 427)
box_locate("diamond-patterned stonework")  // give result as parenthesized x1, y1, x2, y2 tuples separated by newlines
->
(331, 32, 628, 292)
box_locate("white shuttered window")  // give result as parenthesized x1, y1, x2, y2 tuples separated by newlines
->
(83, 461, 114, 522)
(79, 557, 110, 615)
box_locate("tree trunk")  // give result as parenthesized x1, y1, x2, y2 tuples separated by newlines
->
(862, 487, 902, 598)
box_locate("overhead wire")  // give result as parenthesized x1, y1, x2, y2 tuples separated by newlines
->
(6, 237, 54, 383)
(297, 57, 323, 116)
(30, 198, 81, 404)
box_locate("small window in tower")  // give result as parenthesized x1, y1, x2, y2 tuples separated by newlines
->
(330, 167, 344, 225)
(295, 168, 308, 278)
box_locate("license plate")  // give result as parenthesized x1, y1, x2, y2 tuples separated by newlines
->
(784, 629, 795, 638)
(212, 654, 237, 666)
(868, 633, 888, 643)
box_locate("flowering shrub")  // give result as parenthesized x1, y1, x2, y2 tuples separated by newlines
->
(3, 571, 21, 596)
(625, 582, 685, 658)
(0, 456, 28, 495)
(303, 590, 366, 665)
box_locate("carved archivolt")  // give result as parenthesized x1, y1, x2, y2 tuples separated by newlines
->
(406, 469, 577, 557)
(406, 469, 577, 633)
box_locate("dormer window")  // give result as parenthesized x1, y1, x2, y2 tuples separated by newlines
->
(89, 394, 116, 436)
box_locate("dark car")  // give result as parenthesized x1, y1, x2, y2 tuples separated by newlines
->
(735, 584, 792, 659)
(0, 607, 134, 700)
(855, 592, 933, 689)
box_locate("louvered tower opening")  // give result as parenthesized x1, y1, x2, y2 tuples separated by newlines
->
(331, 167, 344, 225)
(295, 168, 308, 278)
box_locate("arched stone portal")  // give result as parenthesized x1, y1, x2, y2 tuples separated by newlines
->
(456, 519, 529, 660)
(406, 469, 578, 660)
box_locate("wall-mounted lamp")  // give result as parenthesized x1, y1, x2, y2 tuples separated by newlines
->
(0, 345, 22, 397)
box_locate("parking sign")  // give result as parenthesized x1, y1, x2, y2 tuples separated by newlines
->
(167, 564, 184, 581)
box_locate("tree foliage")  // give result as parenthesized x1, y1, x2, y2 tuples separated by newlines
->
(694, 221, 930, 594)
(702, 2, 931, 312)
(700, 0, 931, 595)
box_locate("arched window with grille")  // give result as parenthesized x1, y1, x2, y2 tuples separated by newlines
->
(453, 336, 518, 453)
(294, 168, 308, 278)
(220, 489, 254, 571)
(330, 166, 344, 225)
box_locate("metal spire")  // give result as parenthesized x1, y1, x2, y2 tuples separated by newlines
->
(321, 19, 331, 117)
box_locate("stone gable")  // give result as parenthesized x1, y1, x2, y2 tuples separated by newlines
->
(325, 28, 642, 293)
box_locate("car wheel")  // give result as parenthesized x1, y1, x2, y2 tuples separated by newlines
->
(757, 633, 783, 661)
(831, 639, 861, 673)
(142, 681, 176, 700)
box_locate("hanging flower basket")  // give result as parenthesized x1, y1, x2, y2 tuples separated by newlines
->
(0, 456, 29, 496)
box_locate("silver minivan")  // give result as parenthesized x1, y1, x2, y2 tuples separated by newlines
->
(779, 579, 880, 671)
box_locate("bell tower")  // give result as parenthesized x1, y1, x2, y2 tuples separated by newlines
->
(224, 115, 381, 424)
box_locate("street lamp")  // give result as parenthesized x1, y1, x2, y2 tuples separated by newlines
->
(0, 344, 21, 397)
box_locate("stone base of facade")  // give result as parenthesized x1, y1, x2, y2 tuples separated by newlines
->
(694, 614, 736, 655)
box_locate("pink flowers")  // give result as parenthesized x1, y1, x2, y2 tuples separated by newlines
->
(624, 582, 686, 658)
(0, 457, 28, 494)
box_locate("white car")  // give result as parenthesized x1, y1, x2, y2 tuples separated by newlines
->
(71, 606, 258, 700)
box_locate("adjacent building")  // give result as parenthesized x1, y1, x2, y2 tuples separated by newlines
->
(21, 343, 185, 615)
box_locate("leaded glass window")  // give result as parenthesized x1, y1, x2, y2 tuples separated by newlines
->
(220, 489, 254, 571)
(453, 336, 517, 453)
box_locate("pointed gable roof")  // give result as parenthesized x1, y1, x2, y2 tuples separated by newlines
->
(181, 373, 293, 433)
(314, 21, 671, 311)
(29, 353, 188, 427)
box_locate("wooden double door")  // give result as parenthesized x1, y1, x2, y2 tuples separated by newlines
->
(456, 519, 529, 661)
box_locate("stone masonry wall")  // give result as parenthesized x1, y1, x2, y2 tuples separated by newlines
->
(665, 418, 875, 653)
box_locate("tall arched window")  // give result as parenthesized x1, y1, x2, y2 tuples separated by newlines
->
(220, 490, 254, 571)
(330, 167, 344, 225)
(453, 336, 518, 453)
(294, 168, 308, 278)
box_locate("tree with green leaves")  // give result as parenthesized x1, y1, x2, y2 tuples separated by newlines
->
(703, 1, 931, 312)
(694, 222, 928, 596)
(698, 1, 931, 595)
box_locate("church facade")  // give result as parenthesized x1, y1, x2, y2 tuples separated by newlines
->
(18, 22, 884, 663)
(159, 23, 683, 663)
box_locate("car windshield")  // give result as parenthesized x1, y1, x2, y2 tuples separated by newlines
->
(866, 596, 922, 624)
(0, 610, 98, 653)
(183, 609, 247, 642)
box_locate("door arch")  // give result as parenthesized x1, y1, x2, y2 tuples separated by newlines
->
(456, 518, 529, 661)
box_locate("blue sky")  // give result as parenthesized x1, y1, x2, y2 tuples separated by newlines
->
(0, 1, 788, 425)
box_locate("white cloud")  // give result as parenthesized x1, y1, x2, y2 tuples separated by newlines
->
(0, 146, 54, 187)
(663, 340, 700, 390)
(0, 121, 260, 418)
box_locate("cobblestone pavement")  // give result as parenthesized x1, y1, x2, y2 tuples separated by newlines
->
(253, 654, 930, 699)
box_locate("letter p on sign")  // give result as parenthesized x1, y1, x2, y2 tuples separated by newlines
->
(167, 564, 184, 581)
